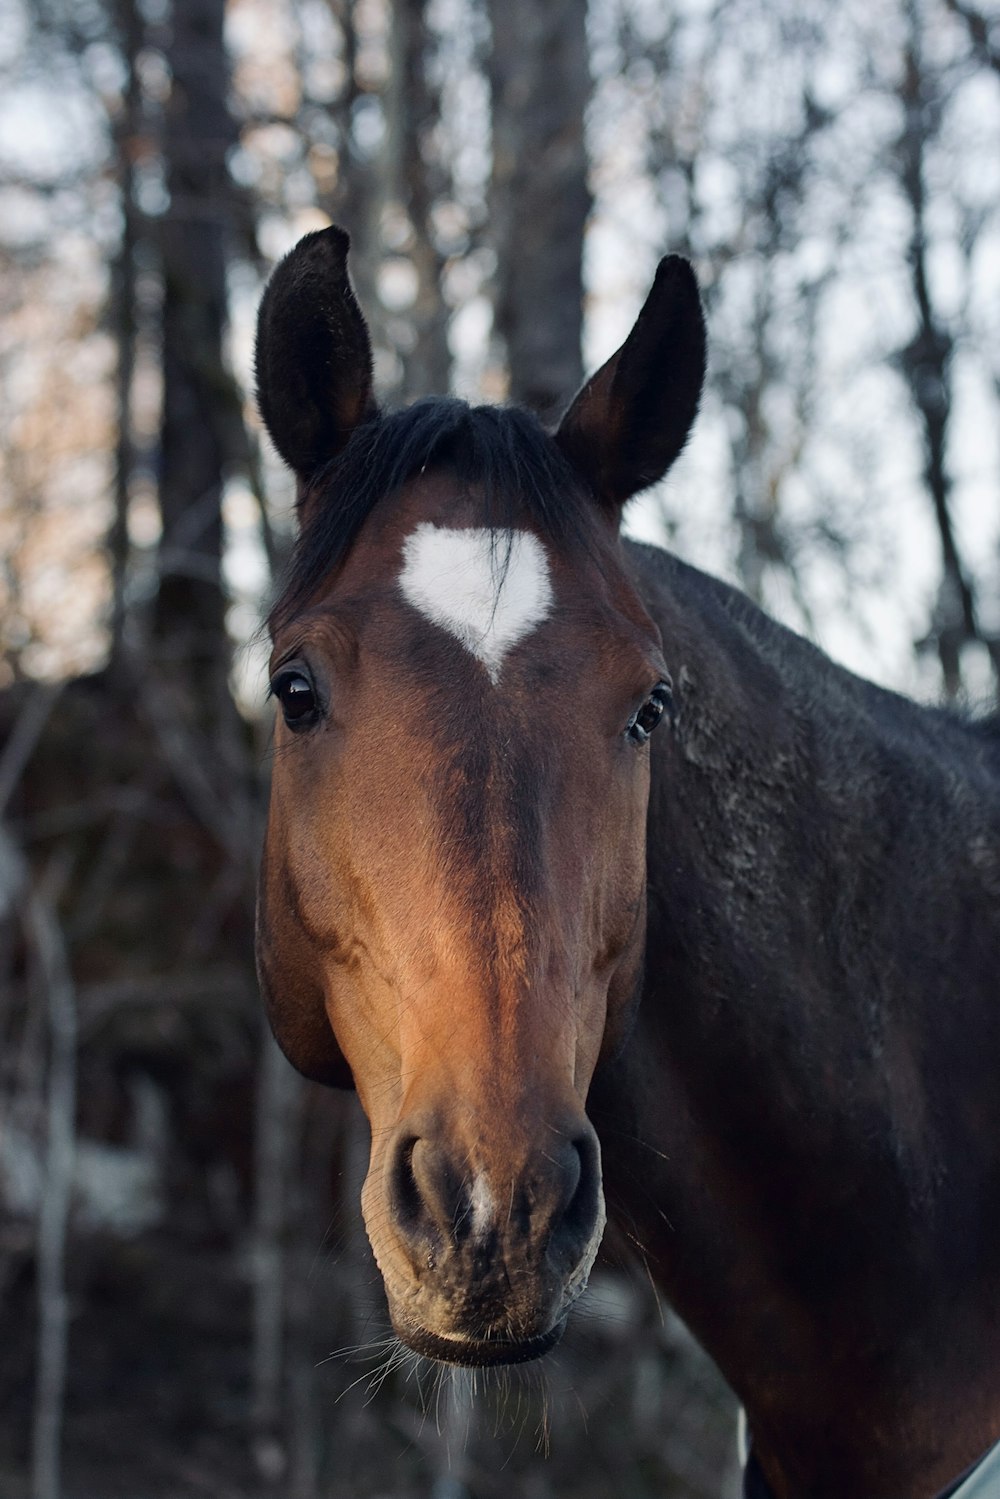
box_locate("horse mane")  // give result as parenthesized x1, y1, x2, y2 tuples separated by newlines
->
(269, 396, 590, 632)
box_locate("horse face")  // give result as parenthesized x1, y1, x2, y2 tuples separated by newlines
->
(255, 229, 705, 1364)
(260, 479, 667, 1360)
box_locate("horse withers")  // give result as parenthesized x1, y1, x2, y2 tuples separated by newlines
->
(254, 227, 1000, 1498)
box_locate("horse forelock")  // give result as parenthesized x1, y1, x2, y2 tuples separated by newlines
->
(268, 397, 593, 635)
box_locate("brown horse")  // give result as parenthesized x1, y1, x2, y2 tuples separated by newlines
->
(254, 227, 1000, 1499)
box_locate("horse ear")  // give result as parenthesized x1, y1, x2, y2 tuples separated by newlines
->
(555, 255, 706, 511)
(255, 226, 376, 484)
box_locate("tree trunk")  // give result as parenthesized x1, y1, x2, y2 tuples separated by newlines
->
(153, 0, 241, 676)
(897, 3, 978, 698)
(486, 0, 591, 421)
(109, 0, 144, 666)
(386, 0, 451, 399)
(316, 0, 383, 371)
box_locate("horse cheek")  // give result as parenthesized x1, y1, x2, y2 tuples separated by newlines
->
(256, 899, 355, 1089)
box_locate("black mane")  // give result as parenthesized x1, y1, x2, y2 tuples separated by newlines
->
(269, 397, 589, 632)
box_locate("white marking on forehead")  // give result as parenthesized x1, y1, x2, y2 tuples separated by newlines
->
(398, 523, 553, 683)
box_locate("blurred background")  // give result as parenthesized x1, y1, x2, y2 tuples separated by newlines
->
(0, 0, 998, 1495)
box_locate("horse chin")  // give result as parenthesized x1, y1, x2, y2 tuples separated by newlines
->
(389, 1312, 567, 1368)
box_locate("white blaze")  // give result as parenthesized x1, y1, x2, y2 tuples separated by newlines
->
(399, 523, 553, 683)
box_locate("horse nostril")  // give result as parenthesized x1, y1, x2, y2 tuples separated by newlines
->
(387, 1131, 465, 1259)
(388, 1134, 422, 1229)
(550, 1131, 602, 1264)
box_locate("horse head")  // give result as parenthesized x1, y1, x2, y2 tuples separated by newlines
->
(254, 227, 705, 1366)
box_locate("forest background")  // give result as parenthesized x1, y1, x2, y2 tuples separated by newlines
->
(1, 0, 998, 1496)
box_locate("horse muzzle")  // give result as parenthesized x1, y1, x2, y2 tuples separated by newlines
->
(364, 1116, 606, 1367)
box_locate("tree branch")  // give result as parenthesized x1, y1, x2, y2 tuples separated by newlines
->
(28, 863, 77, 1499)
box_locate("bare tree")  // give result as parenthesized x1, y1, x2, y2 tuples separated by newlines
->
(28, 867, 76, 1499)
(485, 0, 591, 419)
(153, 0, 245, 687)
(384, 0, 452, 399)
(944, 0, 1000, 76)
(896, 0, 985, 697)
(108, 0, 144, 664)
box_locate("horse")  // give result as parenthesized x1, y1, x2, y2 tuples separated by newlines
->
(253, 226, 1000, 1499)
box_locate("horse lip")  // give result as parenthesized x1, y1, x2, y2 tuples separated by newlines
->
(390, 1314, 567, 1368)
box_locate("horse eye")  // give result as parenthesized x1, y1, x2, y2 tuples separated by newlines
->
(272, 671, 318, 728)
(627, 683, 672, 744)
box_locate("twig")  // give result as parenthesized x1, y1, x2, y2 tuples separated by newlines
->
(0, 683, 61, 820)
(251, 1026, 304, 1475)
(28, 864, 77, 1499)
(179, 855, 253, 964)
(68, 764, 164, 942)
(136, 670, 250, 864)
(77, 967, 251, 1036)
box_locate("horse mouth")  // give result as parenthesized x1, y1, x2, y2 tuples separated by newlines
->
(391, 1315, 567, 1367)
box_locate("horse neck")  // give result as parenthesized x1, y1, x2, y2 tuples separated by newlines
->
(594, 542, 1000, 1496)
(629, 540, 1000, 1088)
